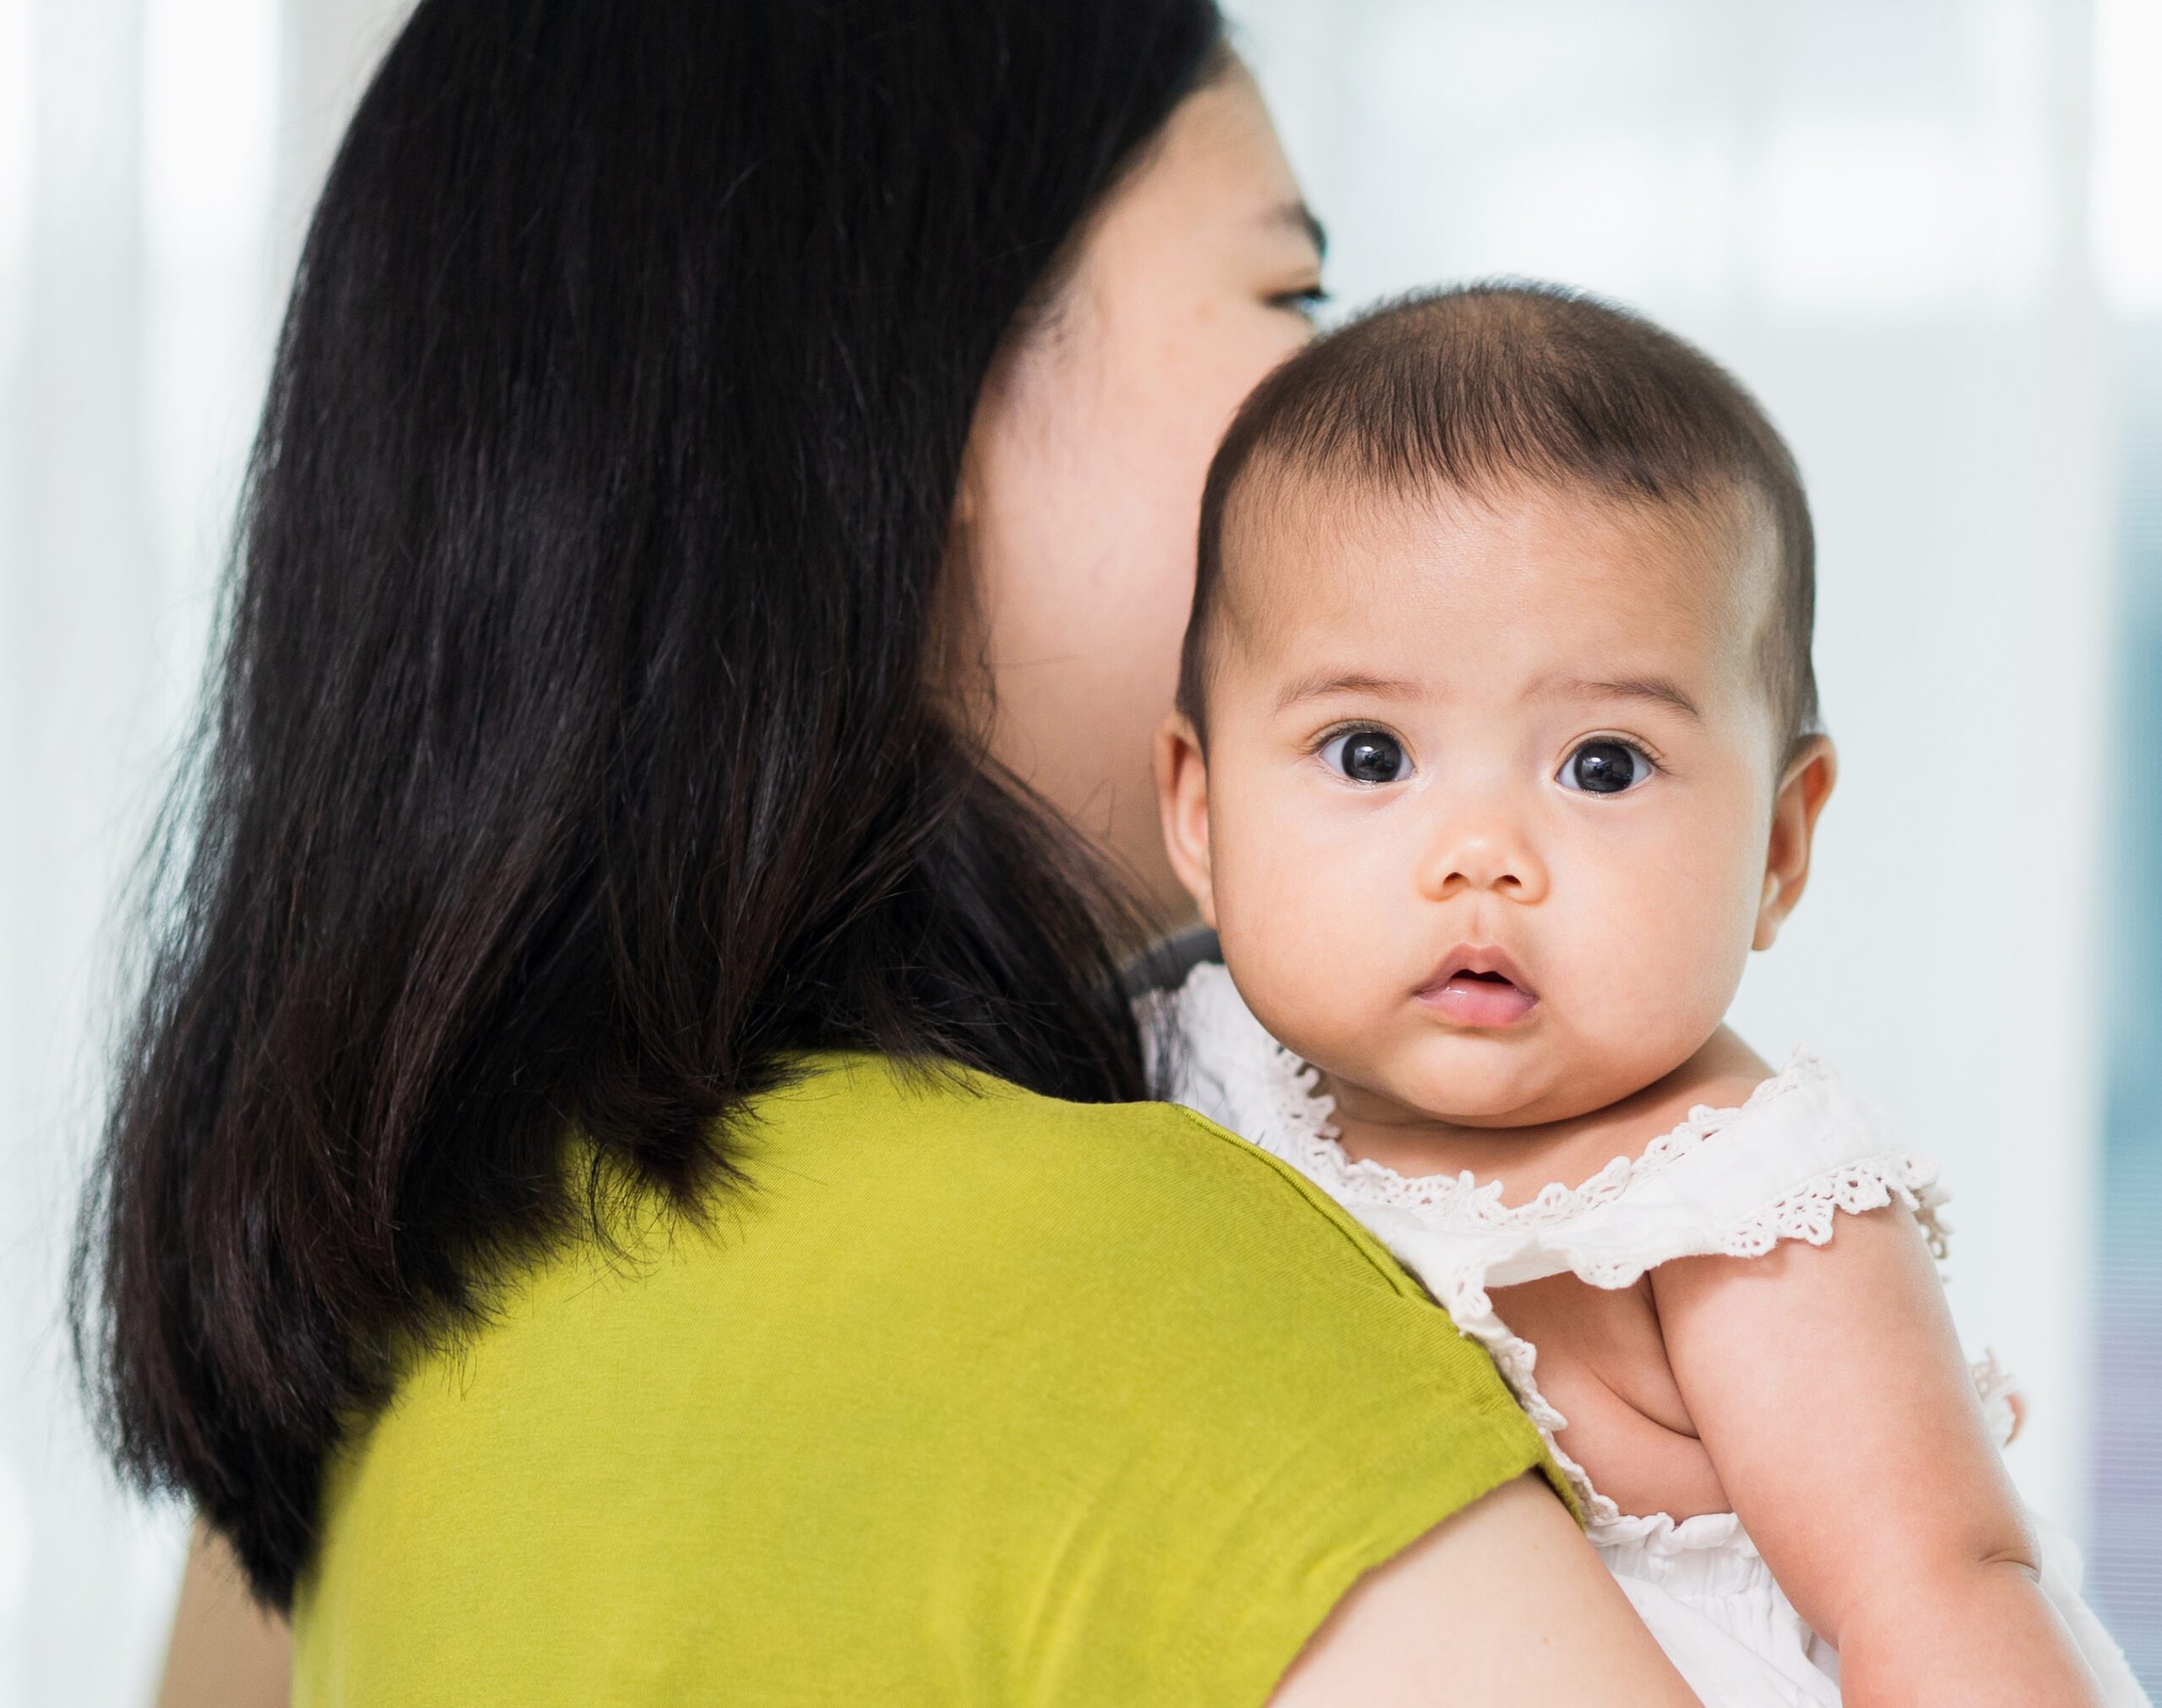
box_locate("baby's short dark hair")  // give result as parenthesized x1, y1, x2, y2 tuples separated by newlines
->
(1178, 281, 1818, 762)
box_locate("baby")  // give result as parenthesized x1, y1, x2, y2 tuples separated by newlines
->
(1143, 283, 2144, 1705)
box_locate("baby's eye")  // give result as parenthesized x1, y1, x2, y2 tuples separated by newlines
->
(1558, 738, 1656, 795)
(1321, 728, 1413, 785)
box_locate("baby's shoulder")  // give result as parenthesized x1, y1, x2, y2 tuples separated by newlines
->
(1649, 1028, 1786, 1131)
(1627, 1043, 1892, 1187)
(1595, 1045, 1953, 1267)
(1538, 1033, 1805, 1192)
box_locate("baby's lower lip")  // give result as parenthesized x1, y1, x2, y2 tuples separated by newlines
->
(1418, 973, 1540, 1028)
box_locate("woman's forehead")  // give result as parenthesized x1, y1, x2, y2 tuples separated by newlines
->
(1095, 66, 1310, 260)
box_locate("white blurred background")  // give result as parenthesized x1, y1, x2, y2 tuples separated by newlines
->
(3, 0, 2159, 1700)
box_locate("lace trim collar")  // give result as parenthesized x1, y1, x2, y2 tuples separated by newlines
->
(1241, 1006, 1836, 1232)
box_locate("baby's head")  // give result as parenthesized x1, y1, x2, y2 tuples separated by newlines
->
(1155, 282, 1837, 1130)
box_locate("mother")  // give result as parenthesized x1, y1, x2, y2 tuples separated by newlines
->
(86, 3, 1696, 1701)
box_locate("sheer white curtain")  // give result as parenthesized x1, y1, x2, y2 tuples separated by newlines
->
(1, 3, 410, 1701)
(1234, 0, 2119, 1529)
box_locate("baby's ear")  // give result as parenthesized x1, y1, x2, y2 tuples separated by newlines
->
(1754, 735, 1838, 951)
(1153, 713, 1218, 929)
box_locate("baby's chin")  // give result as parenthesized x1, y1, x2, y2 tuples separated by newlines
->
(1335, 1033, 1649, 1131)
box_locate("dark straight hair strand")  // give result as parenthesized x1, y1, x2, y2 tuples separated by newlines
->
(75, 0, 1225, 1608)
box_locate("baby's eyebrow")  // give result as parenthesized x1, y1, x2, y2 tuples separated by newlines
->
(1541, 676, 1704, 719)
(1274, 670, 1418, 711)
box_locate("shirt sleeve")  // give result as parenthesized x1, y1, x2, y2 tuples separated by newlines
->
(989, 1099, 1568, 1706)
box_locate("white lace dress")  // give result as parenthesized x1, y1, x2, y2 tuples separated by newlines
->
(1145, 962, 2148, 1706)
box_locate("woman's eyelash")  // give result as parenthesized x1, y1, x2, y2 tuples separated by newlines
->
(1274, 286, 1332, 316)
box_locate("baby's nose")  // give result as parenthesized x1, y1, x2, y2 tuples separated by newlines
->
(1416, 822, 1549, 903)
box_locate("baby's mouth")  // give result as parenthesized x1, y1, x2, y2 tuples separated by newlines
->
(1416, 951, 1540, 1029)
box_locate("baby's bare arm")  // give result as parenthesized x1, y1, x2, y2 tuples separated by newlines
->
(1649, 1203, 2103, 1707)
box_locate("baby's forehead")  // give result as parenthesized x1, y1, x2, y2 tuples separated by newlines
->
(1217, 467, 1777, 689)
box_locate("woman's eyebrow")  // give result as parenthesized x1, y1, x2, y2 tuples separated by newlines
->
(1265, 199, 1328, 260)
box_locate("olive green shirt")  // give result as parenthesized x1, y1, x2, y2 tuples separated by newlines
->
(293, 1052, 1559, 1705)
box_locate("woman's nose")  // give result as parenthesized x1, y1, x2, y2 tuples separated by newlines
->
(1415, 816, 1550, 903)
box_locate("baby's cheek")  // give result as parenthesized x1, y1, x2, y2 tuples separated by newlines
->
(1585, 831, 1760, 1039)
(1211, 825, 1395, 1053)
(1213, 843, 1334, 991)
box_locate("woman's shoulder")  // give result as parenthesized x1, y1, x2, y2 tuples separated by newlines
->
(725, 1049, 1568, 1583)
(741, 1048, 1444, 1309)
(302, 1049, 1560, 1705)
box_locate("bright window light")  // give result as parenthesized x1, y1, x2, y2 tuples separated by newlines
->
(2094, 0, 2162, 312)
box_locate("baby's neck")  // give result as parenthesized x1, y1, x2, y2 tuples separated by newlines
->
(1318, 1027, 1776, 1203)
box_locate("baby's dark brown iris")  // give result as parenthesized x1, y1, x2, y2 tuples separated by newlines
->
(1569, 740, 1643, 794)
(1339, 731, 1405, 784)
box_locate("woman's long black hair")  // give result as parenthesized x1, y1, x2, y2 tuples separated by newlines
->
(75, 0, 1224, 1608)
